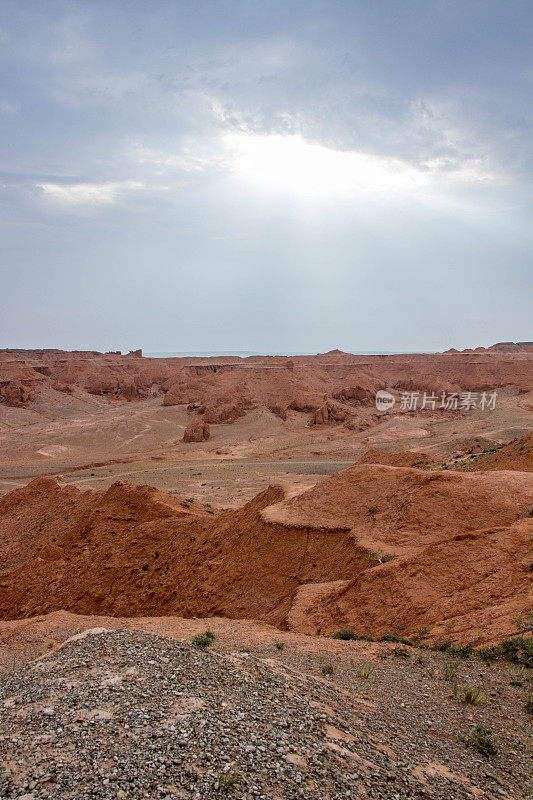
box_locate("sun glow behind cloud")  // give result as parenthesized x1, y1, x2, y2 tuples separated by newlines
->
(223, 133, 494, 202)
(36, 132, 496, 211)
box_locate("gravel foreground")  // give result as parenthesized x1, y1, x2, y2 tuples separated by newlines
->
(0, 630, 531, 800)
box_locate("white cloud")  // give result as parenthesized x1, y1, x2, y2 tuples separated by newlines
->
(38, 180, 144, 206)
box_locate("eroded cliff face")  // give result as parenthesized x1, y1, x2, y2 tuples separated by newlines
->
(1, 461, 531, 646)
(1, 347, 532, 428)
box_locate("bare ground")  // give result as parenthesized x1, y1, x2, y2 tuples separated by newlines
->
(1, 389, 531, 507)
(0, 617, 531, 799)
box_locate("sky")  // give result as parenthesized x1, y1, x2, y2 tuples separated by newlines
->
(0, 0, 532, 353)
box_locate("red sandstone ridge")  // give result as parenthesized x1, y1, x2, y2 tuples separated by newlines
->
(443, 341, 533, 354)
(1, 346, 531, 427)
(0, 463, 531, 645)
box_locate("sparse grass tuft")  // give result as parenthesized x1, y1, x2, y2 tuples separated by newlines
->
(443, 661, 459, 681)
(331, 628, 357, 641)
(461, 686, 485, 705)
(219, 773, 241, 793)
(525, 699, 533, 715)
(464, 725, 498, 756)
(193, 630, 216, 649)
(392, 646, 411, 660)
(322, 663, 335, 675)
(275, 641, 285, 651)
(355, 662, 374, 679)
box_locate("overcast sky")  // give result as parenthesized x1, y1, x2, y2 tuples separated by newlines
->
(1, 0, 531, 353)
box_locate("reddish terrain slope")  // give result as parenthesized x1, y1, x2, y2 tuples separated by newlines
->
(459, 433, 533, 473)
(1, 463, 531, 645)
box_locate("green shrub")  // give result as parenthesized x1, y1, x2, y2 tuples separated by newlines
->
(193, 630, 216, 648)
(478, 645, 503, 663)
(501, 636, 533, 666)
(219, 773, 240, 793)
(322, 663, 335, 675)
(392, 646, 411, 659)
(433, 639, 453, 652)
(432, 641, 473, 658)
(366, 548, 396, 564)
(275, 641, 285, 651)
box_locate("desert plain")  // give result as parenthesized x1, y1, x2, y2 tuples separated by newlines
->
(0, 343, 532, 800)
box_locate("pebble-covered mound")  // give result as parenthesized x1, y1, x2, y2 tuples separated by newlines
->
(1, 628, 531, 799)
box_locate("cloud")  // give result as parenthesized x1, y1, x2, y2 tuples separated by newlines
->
(38, 180, 144, 206)
(0, 0, 531, 350)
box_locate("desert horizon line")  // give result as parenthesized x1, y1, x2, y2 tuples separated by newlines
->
(2, 340, 532, 356)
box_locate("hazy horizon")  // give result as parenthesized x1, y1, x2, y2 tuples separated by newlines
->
(1, 1, 532, 353)
(1, 342, 528, 358)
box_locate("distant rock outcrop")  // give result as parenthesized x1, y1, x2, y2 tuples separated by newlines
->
(310, 404, 330, 425)
(1, 345, 532, 417)
(308, 400, 347, 426)
(0, 381, 35, 407)
(182, 417, 210, 442)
